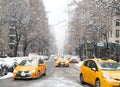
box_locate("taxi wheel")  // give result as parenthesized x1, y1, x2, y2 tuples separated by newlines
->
(43, 69, 46, 76)
(38, 71, 41, 78)
(95, 79, 100, 87)
(14, 78, 17, 80)
(80, 74, 84, 84)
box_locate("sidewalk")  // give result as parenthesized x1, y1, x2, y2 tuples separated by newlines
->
(0, 72, 13, 80)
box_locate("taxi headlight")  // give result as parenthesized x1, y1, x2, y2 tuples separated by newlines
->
(29, 70, 36, 74)
(102, 73, 112, 80)
(13, 70, 18, 73)
(56, 61, 59, 64)
(66, 61, 69, 63)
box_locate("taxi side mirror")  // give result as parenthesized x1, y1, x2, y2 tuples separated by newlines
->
(39, 64, 42, 66)
(54, 59, 57, 61)
(91, 68, 97, 71)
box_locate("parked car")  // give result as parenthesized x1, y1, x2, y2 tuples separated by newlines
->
(4, 58, 19, 72)
(70, 56, 80, 63)
(13, 58, 46, 80)
(80, 58, 120, 87)
(0, 59, 8, 76)
(39, 55, 49, 60)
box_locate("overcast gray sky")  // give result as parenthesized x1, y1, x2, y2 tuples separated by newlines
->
(43, 0, 72, 54)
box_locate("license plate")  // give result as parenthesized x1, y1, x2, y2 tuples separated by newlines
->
(21, 72, 25, 76)
(61, 63, 64, 65)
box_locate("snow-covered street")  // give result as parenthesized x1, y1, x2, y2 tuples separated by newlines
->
(0, 58, 90, 87)
(27, 76, 82, 87)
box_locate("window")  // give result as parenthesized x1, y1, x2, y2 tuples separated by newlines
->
(9, 45, 14, 49)
(116, 19, 120, 26)
(9, 29, 15, 35)
(115, 40, 119, 44)
(116, 30, 119, 37)
(84, 60, 97, 70)
(9, 37, 15, 43)
(39, 60, 44, 64)
(107, 32, 109, 38)
(110, 31, 112, 37)
(116, 21, 120, 26)
(84, 61, 90, 67)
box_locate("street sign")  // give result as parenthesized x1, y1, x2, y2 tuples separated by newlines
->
(97, 43, 104, 47)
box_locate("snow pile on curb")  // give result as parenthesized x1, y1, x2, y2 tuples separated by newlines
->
(0, 73, 13, 80)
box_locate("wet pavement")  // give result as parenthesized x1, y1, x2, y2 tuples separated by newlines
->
(0, 59, 92, 87)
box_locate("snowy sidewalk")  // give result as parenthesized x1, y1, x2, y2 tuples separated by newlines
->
(0, 72, 13, 80)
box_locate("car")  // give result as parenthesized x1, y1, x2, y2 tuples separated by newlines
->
(55, 56, 70, 67)
(70, 56, 80, 63)
(40, 55, 49, 60)
(13, 58, 46, 80)
(79, 58, 120, 87)
(0, 59, 8, 76)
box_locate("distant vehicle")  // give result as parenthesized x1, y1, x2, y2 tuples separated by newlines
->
(0, 59, 8, 76)
(42, 56, 49, 60)
(70, 56, 80, 63)
(80, 58, 120, 87)
(13, 58, 46, 80)
(55, 56, 70, 67)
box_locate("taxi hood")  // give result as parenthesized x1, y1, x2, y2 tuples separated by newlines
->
(15, 66, 36, 71)
(102, 71, 120, 80)
(57, 59, 68, 62)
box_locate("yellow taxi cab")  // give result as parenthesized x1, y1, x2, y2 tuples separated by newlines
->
(80, 58, 120, 87)
(13, 58, 46, 80)
(55, 56, 70, 67)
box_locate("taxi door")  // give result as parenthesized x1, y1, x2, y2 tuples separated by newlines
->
(88, 61, 98, 85)
(82, 60, 92, 83)
(39, 60, 44, 74)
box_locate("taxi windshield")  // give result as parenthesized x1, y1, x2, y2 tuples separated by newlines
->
(58, 57, 66, 60)
(98, 62, 120, 70)
(19, 60, 38, 66)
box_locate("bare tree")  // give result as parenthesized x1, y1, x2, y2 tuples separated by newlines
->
(2, 0, 31, 56)
(68, 0, 112, 57)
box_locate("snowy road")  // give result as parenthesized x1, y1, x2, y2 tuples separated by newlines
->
(0, 59, 91, 87)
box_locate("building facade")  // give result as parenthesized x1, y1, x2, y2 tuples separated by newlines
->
(108, 12, 120, 44)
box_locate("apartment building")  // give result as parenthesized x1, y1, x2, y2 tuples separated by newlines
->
(108, 12, 120, 44)
(8, 21, 23, 56)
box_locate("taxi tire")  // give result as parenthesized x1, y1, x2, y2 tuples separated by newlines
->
(95, 79, 100, 87)
(67, 65, 69, 67)
(38, 71, 40, 79)
(14, 78, 17, 80)
(80, 74, 84, 84)
(43, 69, 46, 76)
